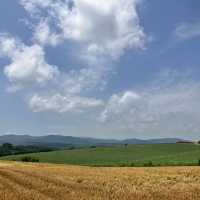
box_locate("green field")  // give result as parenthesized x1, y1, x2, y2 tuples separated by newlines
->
(1, 143, 200, 167)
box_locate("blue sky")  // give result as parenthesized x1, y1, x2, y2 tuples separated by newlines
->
(0, 0, 200, 139)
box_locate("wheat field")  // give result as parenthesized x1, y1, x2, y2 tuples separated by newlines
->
(0, 162, 200, 200)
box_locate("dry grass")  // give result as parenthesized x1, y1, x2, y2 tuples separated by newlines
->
(0, 162, 200, 200)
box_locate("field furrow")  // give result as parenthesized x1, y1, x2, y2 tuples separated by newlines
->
(0, 170, 51, 200)
(0, 162, 200, 200)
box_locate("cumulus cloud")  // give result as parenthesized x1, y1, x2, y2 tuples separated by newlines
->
(20, 0, 146, 59)
(33, 19, 61, 46)
(20, 0, 54, 14)
(29, 93, 103, 113)
(100, 74, 200, 135)
(26, 63, 108, 112)
(0, 34, 59, 87)
(100, 91, 142, 122)
(175, 22, 200, 41)
(60, 65, 108, 95)
(0, 0, 147, 114)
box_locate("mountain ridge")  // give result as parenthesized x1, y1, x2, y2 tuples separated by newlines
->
(0, 134, 186, 147)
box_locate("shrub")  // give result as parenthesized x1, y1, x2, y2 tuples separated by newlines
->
(119, 163, 126, 167)
(68, 146, 75, 150)
(198, 159, 200, 166)
(144, 161, 153, 167)
(20, 156, 39, 163)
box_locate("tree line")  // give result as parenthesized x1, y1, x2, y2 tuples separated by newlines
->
(0, 143, 54, 157)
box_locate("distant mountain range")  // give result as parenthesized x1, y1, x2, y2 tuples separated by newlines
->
(0, 135, 185, 147)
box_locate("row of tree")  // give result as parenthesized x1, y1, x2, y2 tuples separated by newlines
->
(0, 143, 54, 157)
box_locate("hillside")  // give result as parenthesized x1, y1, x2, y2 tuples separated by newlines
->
(0, 135, 182, 147)
(2, 143, 200, 167)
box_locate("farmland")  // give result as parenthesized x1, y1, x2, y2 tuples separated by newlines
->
(1, 144, 200, 199)
(0, 162, 200, 200)
(1, 143, 200, 167)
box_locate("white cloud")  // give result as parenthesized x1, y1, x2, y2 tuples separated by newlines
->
(33, 19, 61, 46)
(20, 0, 54, 14)
(0, 34, 59, 87)
(29, 93, 103, 113)
(1, 0, 147, 115)
(27, 66, 106, 112)
(100, 75, 200, 136)
(100, 91, 142, 122)
(20, 0, 146, 59)
(175, 22, 200, 40)
(0, 33, 106, 96)
(60, 65, 108, 95)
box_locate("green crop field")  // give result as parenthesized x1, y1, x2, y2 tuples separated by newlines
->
(1, 143, 200, 167)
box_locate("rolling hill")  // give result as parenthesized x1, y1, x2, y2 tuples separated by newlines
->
(2, 143, 200, 167)
(0, 134, 183, 147)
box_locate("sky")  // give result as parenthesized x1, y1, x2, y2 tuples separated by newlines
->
(0, 0, 200, 140)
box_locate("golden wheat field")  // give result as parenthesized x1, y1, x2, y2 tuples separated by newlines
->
(0, 162, 200, 200)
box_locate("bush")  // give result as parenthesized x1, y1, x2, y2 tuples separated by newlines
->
(68, 146, 75, 150)
(20, 156, 39, 163)
(119, 163, 126, 167)
(144, 161, 153, 167)
(198, 159, 200, 166)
